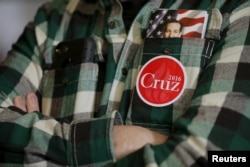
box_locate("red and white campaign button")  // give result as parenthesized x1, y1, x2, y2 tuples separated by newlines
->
(136, 56, 186, 107)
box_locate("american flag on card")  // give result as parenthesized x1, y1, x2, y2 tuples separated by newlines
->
(146, 9, 209, 38)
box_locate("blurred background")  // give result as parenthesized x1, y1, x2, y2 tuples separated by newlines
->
(0, 0, 51, 62)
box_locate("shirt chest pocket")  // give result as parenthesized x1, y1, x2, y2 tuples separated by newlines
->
(41, 63, 99, 120)
(127, 38, 215, 134)
(126, 8, 222, 134)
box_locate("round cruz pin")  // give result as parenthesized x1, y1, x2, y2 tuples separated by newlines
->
(136, 55, 187, 107)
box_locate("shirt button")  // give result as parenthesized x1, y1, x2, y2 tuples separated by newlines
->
(62, 78, 68, 85)
(109, 21, 116, 29)
(164, 48, 172, 54)
(55, 44, 69, 55)
(122, 68, 128, 76)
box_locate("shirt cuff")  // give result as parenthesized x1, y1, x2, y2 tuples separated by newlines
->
(70, 111, 122, 166)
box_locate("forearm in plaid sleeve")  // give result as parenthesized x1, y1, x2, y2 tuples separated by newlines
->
(0, 107, 70, 165)
(0, 107, 120, 166)
(0, 18, 43, 107)
(70, 111, 121, 166)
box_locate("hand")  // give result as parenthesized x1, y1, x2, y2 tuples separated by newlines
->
(13, 92, 40, 112)
(113, 125, 168, 160)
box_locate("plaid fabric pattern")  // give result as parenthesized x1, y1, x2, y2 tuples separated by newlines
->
(0, 0, 250, 166)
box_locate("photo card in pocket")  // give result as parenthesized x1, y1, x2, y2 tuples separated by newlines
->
(146, 9, 209, 39)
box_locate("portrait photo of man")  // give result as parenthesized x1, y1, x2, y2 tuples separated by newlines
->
(146, 9, 208, 38)
(163, 20, 183, 38)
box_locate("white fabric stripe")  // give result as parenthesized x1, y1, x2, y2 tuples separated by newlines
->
(42, 98, 52, 116)
(66, 0, 80, 14)
(201, 92, 227, 107)
(128, 21, 143, 44)
(74, 91, 96, 114)
(34, 119, 58, 136)
(131, 68, 139, 89)
(0, 96, 13, 107)
(24, 161, 47, 167)
(230, 6, 250, 23)
(23, 63, 43, 89)
(216, 46, 242, 63)
(109, 80, 125, 102)
(107, 34, 127, 43)
(186, 136, 207, 157)
(185, 67, 200, 89)
(208, 9, 222, 30)
(145, 164, 158, 167)
(35, 26, 47, 46)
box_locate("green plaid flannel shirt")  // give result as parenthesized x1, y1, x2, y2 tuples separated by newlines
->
(1, 0, 250, 166)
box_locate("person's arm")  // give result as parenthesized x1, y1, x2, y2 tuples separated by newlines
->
(0, 1, 121, 166)
(0, 102, 118, 166)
